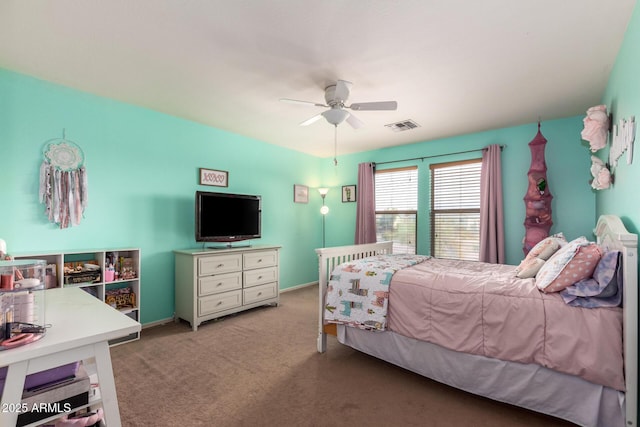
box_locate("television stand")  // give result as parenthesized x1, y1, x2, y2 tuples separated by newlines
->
(174, 245, 281, 331)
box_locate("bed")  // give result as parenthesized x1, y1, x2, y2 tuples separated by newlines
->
(316, 214, 637, 427)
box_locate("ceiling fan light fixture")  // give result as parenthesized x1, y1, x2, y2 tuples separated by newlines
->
(322, 108, 350, 126)
(283, 79, 397, 132)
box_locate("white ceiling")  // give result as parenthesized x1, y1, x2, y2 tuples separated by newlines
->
(0, 1, 636, 158)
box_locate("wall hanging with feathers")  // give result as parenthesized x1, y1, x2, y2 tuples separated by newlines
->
(38, 131, 88, 229)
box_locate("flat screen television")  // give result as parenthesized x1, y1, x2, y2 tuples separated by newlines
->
(195, 191, 261, 245)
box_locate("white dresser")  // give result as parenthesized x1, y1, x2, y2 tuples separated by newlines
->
(174, 245, 280, 331)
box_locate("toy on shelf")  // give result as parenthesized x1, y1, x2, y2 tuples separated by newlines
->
(105, 287, 136, 310)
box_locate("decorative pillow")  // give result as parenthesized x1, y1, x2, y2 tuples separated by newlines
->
(560, 251, 622, 308)
(593, 251, 622, 298)
(515, 257, 545, 279)
(515, 233, 567, 275)
(537, 241, 603, 293)
(562, 250, 621, 298)
(526, 233, 567, 261)
(535, 236, 588, 290)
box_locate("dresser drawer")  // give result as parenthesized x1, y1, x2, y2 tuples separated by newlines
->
(244, 266, 277, 287)
(199, 290, 242, 316)
(243, 282, 277, 305)
(243, 250, 277, 270)
(199, 254, 242, 276)
(199, 271, 242, 296)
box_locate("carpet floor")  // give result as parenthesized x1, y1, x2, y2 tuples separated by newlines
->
(110, 285, 576, 426)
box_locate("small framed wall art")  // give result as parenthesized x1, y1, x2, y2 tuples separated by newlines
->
(293, 184, 309, 203)
(342, 185, 356, 202)
(200, 168, 228, 187)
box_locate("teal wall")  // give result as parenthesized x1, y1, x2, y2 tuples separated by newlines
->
(0, 68, 325, 324)
(598, 0, 640, 412)
(599, 1, 640, 235)
(320, 117, 595, 266)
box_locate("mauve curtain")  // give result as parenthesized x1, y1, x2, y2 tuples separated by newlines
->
(355, 162, 377, 244)
(479, 144, 505, 263)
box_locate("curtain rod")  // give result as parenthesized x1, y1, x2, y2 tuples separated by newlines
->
(373, 144, 506, 167)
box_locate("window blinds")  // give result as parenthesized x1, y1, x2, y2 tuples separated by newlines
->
(375, 167, 418, 254)
(430, 160, 481, 260)
(375, 167, 418, 211)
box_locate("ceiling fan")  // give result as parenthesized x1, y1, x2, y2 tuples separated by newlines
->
(280, 79, 398, 129)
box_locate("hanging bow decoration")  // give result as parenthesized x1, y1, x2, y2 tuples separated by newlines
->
(589, 156, 612, 190)
(38, 133, 88, 229)
(581, 105, 610, 152)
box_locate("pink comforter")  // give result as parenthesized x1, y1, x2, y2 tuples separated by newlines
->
(387, 258, 624, 391)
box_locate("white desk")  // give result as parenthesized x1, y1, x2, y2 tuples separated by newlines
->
(0, 287, 141, 426)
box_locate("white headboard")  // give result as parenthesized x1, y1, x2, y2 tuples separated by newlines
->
(594, 215, 638, 427)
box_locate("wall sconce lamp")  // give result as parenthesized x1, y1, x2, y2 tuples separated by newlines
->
(318, 188, 329, 247)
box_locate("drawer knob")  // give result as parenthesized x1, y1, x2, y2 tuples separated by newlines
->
(258, 259, 262, 263)
(258, 292, 262, 296)
(258, 276, 262, 280)
(217, 301, 223, 306)
(217, 282, 222, 286)
(217, 263, 224, 268)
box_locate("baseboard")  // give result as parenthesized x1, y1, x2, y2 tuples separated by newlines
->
(280, 281, 318, 293)
(141, 283, 317, 329)
(141, 317, 174, 329)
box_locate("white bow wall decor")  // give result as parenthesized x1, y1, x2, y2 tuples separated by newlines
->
(590, 156, 612, 190)
(581, 105, 610, 152)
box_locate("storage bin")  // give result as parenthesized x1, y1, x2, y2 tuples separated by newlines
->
(0, 259, 47, 350)
(0, 361, 80, 395)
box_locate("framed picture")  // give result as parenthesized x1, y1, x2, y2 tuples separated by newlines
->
(342, 185, 356, 202)
(199, 168, 228, 187)
(293, 184, 309, 203)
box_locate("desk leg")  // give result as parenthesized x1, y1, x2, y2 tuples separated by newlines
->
(0, 360, 28, 427)
(93, 341, 122, 427)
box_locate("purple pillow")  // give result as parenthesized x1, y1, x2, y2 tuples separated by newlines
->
(560, 250, 622, 308)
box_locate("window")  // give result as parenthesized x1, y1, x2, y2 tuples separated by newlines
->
(430, 160, 481, 260)
(375, 167, 418, 254)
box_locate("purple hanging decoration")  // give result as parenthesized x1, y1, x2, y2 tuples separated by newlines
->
(523, 122, 552, 255)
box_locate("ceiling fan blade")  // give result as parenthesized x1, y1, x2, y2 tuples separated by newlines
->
(333, 80, 353, 102)
(280, 98, 327, 107)
(346, 113, 364, 129)
(300, 114, 323, 126)
(349, 101, 398, 111)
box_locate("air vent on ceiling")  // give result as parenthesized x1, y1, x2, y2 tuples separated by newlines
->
(385, 119, 420, 132)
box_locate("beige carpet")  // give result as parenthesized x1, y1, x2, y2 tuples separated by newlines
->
(110, 285, 575, 427)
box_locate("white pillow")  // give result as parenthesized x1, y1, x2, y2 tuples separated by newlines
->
(515, 257, 545, 279)
(515, 233, 567, 276)
(527, 233, 567, 261)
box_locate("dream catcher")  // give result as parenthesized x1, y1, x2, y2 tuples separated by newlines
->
(38, 131, 88, 229)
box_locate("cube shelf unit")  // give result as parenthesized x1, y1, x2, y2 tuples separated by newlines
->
(14, 248, 141, 345)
